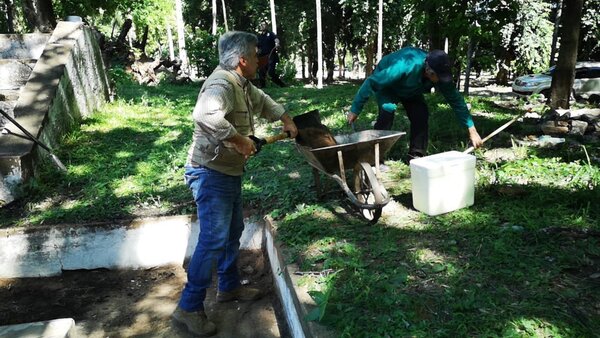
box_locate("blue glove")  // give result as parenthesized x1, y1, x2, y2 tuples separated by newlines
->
(381, 103, 397, 113)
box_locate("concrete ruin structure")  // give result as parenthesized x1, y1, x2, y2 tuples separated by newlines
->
(0, 21, 110, 205)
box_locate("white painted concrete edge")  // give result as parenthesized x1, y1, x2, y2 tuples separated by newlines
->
(0, 214, 324, 338)
(265, 220, 307, 338)
(0, 215, 263, 278)
(0, 318, 75, 338)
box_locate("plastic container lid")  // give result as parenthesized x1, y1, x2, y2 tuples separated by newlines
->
(410, 151, 476, 178)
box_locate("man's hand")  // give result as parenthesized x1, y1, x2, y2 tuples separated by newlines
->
(468, 126, 483, 149)
(227, 134, 257, 159)
(346, 112, 358, 124)
(280, 113, 298, 138)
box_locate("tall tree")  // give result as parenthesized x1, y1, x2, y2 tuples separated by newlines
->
(2, 0, 16, 33)
(22, 0, 56, 32)
(269, 0, 277, 34)
(315, 0, 323, 88)
(549, 0, 562, 66)
(221, 0, 228, 31)
(175, 0, 189, 72)
(550, 0, 584, 109)
(377, 0, 383, 63)
(211, 0, 217, 35)
(167, 24, 175, 60)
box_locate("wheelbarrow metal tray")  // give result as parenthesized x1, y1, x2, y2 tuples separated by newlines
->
(296, 130, 406, 174)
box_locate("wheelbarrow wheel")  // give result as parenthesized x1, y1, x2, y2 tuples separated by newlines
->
(353, 162, 386, 223)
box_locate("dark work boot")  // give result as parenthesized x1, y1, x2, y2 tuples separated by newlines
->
(171, 307, 217, 337)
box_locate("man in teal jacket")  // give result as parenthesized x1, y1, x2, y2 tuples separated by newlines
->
(347, 47, 483, 161)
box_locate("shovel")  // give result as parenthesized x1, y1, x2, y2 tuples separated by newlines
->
(0, 108, 67, 172)
(463, 110, 527, 154)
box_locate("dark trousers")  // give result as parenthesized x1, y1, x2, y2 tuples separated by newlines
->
(258, 55, 285, 88)
(374, 95, 429, 156)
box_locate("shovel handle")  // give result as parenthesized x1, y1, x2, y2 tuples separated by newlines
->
(463, 111, 527, 154)
(264, 131, 291, 144)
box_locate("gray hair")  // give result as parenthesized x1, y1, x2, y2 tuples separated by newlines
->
(218, 31, 257, 70)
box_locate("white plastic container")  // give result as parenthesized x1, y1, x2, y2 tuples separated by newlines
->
(410, 151, 476, 216)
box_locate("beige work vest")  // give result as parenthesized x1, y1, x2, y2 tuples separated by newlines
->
(187, 69, 254, 176)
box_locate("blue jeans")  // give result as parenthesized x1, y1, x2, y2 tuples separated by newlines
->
(178, 166, 245, 311)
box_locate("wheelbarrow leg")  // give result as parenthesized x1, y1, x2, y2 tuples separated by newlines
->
(374, 142, 380, 177)
(312, 168, 323, 199)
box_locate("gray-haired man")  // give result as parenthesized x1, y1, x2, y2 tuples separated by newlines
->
(172, 31, 297, 337)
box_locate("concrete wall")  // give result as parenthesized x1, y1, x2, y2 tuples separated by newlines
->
(0, 215, 264, 278)
(0, 33, 49, 59)
(0, 21, 110, 205)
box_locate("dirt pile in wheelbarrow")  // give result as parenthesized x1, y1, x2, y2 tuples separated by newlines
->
(293, 110, 337, 148)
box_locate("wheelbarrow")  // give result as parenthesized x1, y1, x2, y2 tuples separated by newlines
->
(293, 110, 405, 223)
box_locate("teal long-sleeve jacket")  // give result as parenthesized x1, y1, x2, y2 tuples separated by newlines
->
(350, 47, 474, 128)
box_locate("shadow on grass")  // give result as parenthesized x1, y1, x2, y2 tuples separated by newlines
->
(274, 179, 600, 337)
(0, 123, 194, 228)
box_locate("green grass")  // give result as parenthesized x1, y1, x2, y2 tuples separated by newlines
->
(1, 73, 599, 337)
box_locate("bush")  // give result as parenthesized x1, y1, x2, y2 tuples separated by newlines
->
(277, 58, 298, 84)
(186, 29, 219, 78)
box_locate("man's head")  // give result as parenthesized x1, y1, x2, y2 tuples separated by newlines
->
(259, 21, 268, 32)
(219, 31, 258, 79)
(425, 50, 453, 83)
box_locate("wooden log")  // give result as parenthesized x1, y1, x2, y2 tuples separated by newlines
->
(541, 120, 569, 134)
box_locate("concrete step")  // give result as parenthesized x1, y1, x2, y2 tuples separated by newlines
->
(0, 318, 76, 338)
(0, 33, 50, 59)
(0, 89, 19, 102)
(0, 59, 37, 90)
(0, 89, 19, 128)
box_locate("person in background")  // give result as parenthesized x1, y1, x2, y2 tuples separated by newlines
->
(256, 21, 286, 88)
(346, 47, 483, 163)
(171, 31, 298, 337)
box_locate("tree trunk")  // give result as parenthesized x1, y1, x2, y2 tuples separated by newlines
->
(117, 18, 133, 44)
(221, 0, 228, 31)
(337, 48, 345, 79)
(550, 0, 583, 109)
(365, 40, 376, 77)
(167, 24, 175, 61)
(22, 0, 56, 32)
(270, 0, 277, 34)
(316, 0, 323, 88)
(212, 0, 217, 35)
(139, 25, 149, 56)
(426, 4, 443, 50)
(3, 0, 15, 33)
(175, 0, 189, 73)
(549, 0, 562, 66)
(377, 0, 383, 63)
(464, 38, 475, 95)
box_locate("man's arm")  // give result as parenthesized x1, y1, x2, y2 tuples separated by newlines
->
(248, 85, 297, 138)
(436, 82, 483, 148)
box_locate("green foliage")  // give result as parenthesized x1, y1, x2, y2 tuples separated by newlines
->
(2, 68, 600, 337)
(276, 58, 298, 85)
(186, 28, 219, 78)
(306, 272, 338, 322)
(107, 65, 136, 86)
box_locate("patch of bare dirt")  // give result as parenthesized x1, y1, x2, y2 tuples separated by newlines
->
(0, 250, 287, 337)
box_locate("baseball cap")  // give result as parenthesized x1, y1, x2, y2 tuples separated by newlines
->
(426, 50, 453, 83)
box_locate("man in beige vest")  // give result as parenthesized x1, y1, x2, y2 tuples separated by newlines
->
(172, 31, 298, 337)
